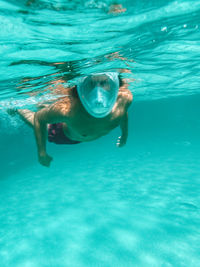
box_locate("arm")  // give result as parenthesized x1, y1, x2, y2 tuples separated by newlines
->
(117, 112, 128, 147)
(34, 102, 69, 167)
(116, 89, 133, 147)
(34, 109, 51, 167)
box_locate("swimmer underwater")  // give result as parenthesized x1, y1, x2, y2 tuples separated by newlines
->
(17, 72, 133, 167)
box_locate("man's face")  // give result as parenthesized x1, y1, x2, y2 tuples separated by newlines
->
(77, 72, 119, 118)
(81, 74, 115, 107)
(84, 74, 112, 93)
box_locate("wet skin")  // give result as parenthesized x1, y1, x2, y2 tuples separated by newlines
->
(18, 75, 133, 167)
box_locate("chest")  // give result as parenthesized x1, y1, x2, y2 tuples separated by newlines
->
(67, 102, 124, 138)
(71, 113, 120, 133)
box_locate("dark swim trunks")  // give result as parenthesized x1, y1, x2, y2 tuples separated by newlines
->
(48, 123, 81, 145)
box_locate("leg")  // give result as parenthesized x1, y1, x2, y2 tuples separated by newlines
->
(17, 109, 35, 128)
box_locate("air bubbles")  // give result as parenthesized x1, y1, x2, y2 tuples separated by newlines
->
(183, 24, 187, 28)
(85, 0, 107, 10)
(161, 26, 167, 32)
(0, 94, 60, 110)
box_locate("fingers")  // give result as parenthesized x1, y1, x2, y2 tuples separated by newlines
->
(44, 159, 52, 167)
(116, 137, 121, 147)
(46, 157, 53, 167)
(116, 136, 126, 147)
(39, 155, 53, 167)
(116, 136, 123, 147)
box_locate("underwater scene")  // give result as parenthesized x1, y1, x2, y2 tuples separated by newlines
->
(0, 0, 200, 266)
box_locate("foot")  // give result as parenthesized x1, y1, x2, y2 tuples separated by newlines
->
(7, 108, 18, 116)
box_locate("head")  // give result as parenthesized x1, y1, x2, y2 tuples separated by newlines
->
(77, 72, 119, 118)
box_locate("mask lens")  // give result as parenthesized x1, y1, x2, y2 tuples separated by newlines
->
(77, 72, 119, 118)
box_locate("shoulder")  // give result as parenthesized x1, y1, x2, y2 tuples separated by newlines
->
(118, 87, 133, 109)
(48, 92, 78, 119)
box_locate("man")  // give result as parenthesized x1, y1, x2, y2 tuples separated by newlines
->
(17, 72, 133, 167)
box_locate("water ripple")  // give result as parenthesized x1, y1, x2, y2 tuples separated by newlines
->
(0, 0, 200, 105)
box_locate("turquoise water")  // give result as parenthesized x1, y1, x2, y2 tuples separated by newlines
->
(0, 0, 200, 266)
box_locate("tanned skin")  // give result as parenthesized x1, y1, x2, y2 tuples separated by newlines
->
(17, 75, 133, 167)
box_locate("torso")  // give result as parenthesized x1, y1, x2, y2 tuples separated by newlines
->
(52, 86, 132, 142)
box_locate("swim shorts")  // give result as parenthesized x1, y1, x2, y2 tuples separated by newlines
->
(48, 123, 81, 145)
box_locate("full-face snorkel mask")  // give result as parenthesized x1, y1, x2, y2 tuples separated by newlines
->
(77, 72, 119, 118)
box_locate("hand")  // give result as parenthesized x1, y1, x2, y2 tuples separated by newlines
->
(38, 153, 53, 167)
(116, 136, 127, 148)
